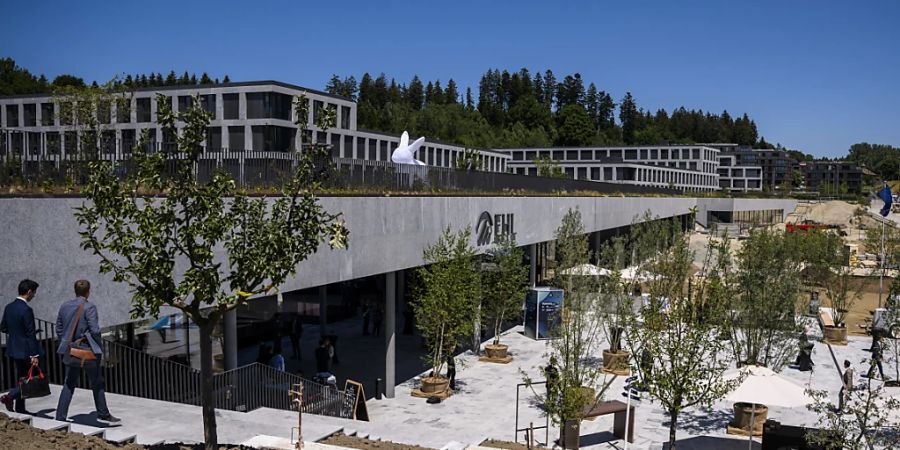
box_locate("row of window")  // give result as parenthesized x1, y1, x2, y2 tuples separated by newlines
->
(512, 165, 717, 188)
(509, 147, 719, 163)
(1, 93, 353, 130)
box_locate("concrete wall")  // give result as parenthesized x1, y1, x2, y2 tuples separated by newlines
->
(695, 198, 798, 227)
(0, 196, 797, 326)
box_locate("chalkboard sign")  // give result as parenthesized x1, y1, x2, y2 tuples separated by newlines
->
(343, 379, 369, 421)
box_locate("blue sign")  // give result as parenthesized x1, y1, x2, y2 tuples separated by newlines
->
(524, 288, 564, 340)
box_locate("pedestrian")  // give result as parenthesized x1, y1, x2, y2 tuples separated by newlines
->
(543, 356, 559, 408)
(256, 343, 273, 365)
(315, 338, 332, 375)
(446, 347, 457, 390)
(867, 334, 887, 380)
(269, 341, 285, 372)
(55, 280, 120, 423)
(361, 303, 370, 336)
(372, 305, 383, 337)
(288, 313, 303, 360)
(0, 279, 43, 414)
(839, 359, 853, 412)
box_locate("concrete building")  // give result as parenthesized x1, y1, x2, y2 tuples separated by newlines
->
(799, 160, 871, 194)
(500, 145, 722, 192)
(715, 147, 763, 192)
(0, 81, 510, 173)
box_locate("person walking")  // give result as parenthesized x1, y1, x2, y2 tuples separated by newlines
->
(54, 280, 120, 423)
(0, 279, 43, 414)
(288, 313, 303, 360)
(839, 359, 854, 412)
(446, 347, 457, 391)
(867, 334, 887, 380)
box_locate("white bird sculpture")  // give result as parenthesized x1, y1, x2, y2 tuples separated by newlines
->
(391, 131, 426, 165)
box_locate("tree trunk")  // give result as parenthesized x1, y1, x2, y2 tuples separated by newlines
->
(668, 409, 679, 450)
(199, 322, 218, 450)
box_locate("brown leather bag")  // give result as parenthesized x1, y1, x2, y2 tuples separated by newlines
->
(67, 301, 98, 367)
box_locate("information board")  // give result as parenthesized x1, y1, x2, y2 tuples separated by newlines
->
(343, 379, 369, 421)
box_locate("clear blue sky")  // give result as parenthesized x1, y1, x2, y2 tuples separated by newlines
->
(3, 0, 898, 157)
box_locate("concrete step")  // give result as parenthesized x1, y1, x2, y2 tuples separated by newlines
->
(29, 417, 70, 432)
(441, 441, 469, 450)
(68, 422, 106, 437)
(0, 411, 33, 424)
(102, 428, 138, 444)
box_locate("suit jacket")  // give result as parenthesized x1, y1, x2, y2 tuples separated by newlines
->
(0, 298, 42, 359)
(55, 297, 103, 356)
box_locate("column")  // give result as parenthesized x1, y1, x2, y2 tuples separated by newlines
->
(529, 243, 537, 287)
(319, 285, 328, 336)
(223, 309, 238, 371)
(385, 271, 397, 398)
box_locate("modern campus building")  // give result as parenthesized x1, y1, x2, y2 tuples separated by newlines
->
(798, 160, 871, 194)
(500, 145, 722, 192)
(712, 145, 763, 192)
(0, 80, 511, 173)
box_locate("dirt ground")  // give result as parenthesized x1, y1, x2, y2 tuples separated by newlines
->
(811, 276, 894, 337)
(480, 438, 549, 450)
(0, 414, 252, 450)
(321, 432, 435, 450)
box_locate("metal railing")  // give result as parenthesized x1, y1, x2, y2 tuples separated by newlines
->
(1, 317, 354, 418)
(0, 135, 676, 195)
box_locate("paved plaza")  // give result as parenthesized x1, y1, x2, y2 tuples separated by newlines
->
(3, 322, 897, 449)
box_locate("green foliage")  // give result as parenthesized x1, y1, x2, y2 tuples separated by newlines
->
(623, 217, 737, 449)
(480, 235, 529, 345)
(73, 91, 349, 449)
(848, 142, 900, 180)
(533, 156, 566, 178)
(555, 104, 594, 146)
(0, 57, 50, 95)
(534, 209, 611, 427)
(728, 228, 805, 368)
(806, 372, 900, 450)
(414, 227, 480, 377)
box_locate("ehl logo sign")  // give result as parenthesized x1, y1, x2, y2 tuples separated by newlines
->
(475, 211, 516, 246)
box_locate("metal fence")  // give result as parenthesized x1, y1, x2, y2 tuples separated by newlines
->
(0, 139, 676, 195)
(1, 317, 353, 418)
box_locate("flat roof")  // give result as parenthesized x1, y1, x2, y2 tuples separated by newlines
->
(0, 80, 352, 102)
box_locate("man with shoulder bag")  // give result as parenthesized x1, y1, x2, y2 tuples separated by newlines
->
(0, 279, 45, 413)
(55, 280, 120, 423)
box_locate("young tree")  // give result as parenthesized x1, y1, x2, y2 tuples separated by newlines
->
(529, 208, 611, 448)
(413, 227, 480, 386)
(824, 264, 864, 331)
(727, 228, 805, 368)
(74, 93, 349, 449)
(806, 369, 900, 450)
(533, 155, 566, 179)
(481, 235, 528, 348)
(623, 218, 736, 449)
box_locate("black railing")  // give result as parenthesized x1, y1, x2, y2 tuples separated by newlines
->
(1, 317, 354, 418)
(0, 137, 676, 195)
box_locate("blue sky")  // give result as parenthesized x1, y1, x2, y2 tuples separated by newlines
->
(2, 0, 898, 157)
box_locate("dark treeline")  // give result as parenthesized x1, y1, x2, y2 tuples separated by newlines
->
(0, 57, 230, 95)
(847, 143, 900, 180)
(326, 69, 774, 149)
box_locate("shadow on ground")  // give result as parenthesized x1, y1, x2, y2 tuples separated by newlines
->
(662, 436, 760, 450)
(669, 408, 733, 434)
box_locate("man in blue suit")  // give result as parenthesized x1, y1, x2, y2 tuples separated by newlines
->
(54, 280, 119, 423)
(0, 279, 42, 413)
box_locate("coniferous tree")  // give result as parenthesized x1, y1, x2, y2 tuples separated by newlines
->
(200, 73, 212, 84)
(619, 92, 639, 145)
(406, 76, 424, 110)
(166, 71, 177, 85)
(542, 70, 557, 109)
(465, 87, 474, 111)
(222, 75, 230, 83)
(445, 79, 459, 104)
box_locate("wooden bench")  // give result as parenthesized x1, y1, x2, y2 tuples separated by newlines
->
(582, 400, 635, 443)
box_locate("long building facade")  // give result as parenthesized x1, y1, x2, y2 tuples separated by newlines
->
(0, 80, 510, 173)
(500, 145, 722, 191)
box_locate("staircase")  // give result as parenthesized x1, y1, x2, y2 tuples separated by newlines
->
(5, 411, 141, 445)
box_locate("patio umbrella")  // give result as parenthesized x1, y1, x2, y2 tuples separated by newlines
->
(559, 263, 610, 276)
(725, 365, 813, 449)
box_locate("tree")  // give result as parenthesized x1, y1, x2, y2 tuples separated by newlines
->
(222, 75, 230, 83)
(166, 71, 177, 85)
(555, 104, 594, 146)
(0, 57, 49, 95)
(825, 264, 863, 328)
(623, 218, 736, 449)
(199, 73, 212, 84)
(73, 92, 349, 450)
(52, 74, 86, 88)
(481, 236, 528, 347)
(806, 371, 900, 450)
(727, 228, 805, 368)
(413, 227, 480, 383)
(406, 75, 424, 110)
(533, 156, 566, 178)
(619, 92, 639, 145)
(526, 209, 612, 448)
(445, 79, 459, 104)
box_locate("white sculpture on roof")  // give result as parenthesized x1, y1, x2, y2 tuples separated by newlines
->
(391, 131, 426, 165)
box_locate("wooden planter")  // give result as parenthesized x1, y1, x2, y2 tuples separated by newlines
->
(728, 403, 768, 437)
(484, 343, 509, 359)
(420, 376, 450, 394)
(559, 419, 580, 449)
(602, 349, 631, 375)
(823, 325, 848, 345)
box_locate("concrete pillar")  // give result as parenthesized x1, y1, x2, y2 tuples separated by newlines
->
(385, 271, 397, 398)
(224, 308, 238, 371)
(319, 285, 328, 336)
(529, 243, 537, 287)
